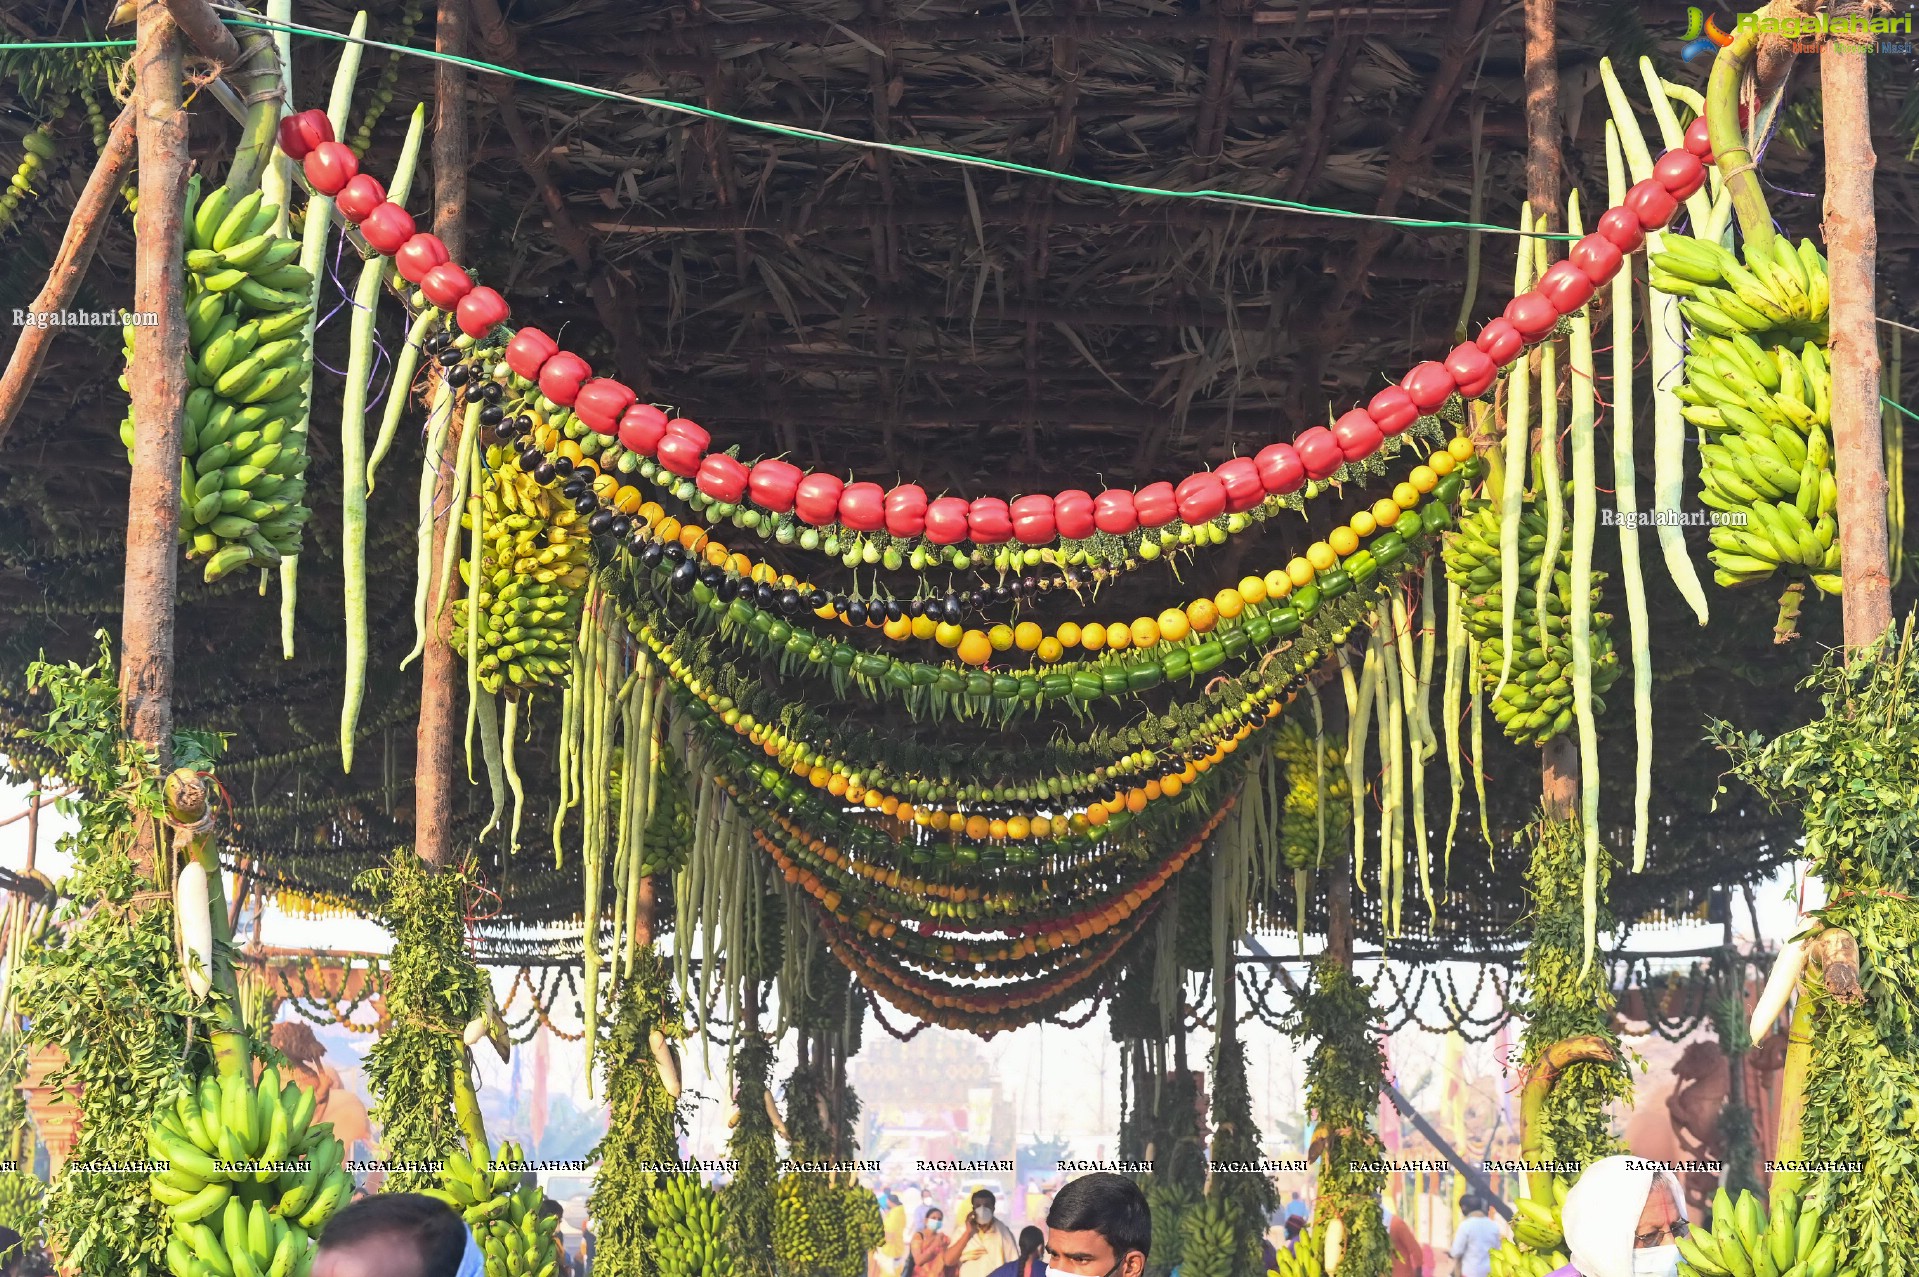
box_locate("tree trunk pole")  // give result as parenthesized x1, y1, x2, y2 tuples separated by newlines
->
(123, 0, 191, 885)
(1326, 836, 1354, 968)
(1522, 0, 1560, 241)
(1822, 19, 1891, 651)
(414, 0, 470, 869)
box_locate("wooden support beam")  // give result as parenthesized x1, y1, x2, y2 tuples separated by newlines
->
(162, 0, 240, 65)
(123, 0, 193, 884)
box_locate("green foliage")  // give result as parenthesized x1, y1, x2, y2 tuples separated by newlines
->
(1513, 816, 1630, 1169)
(1287, 959, 1389, 1277)
(1713, 618, 1919, 1275)
(771, 1062, 877, 1277)
(721, 1032, 777, 1276)
(358, 850, 488, 1193)
(0, 1171, 43, 1256)
(1706, 991, 1763, 1200)
(588, 952, 684, 1277)
(1207, 1031, 1277, 1275)
(17, 635, 210, 1277)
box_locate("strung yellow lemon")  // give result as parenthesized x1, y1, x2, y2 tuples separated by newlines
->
(988, 624, 1014, 651)
(1037, 636, 1064, 662)
(1057, 621, 1083, 648)
(957, 630, 993, 665)
(1214, 588, 1245, 620)
(1006, 815, 1031, 839)
(1186, 598, 1219, 633)
(1349, 511, 1378, 538)
(1372, 498, 1402, 527)
(910, 614, 938, 640)
(1014, 621, 1043, 651)
(1428, 450, 1455, 476)
(1264, 569, 1291, 599)
(1328, 526, 1360, 557)
(1130, 616, 1160, 648)
(935, 621, 963, 648)
(1161, 774, 1184, 798)
(1238, 575, 1267, 606)
(1030, 815, 1053, 838)
(883, 616, 912, 640)
(1157, 607, 1191, 643)
(1409, 465, 1438, 493)
(1305, 541, 1338, 571)
(1081, 623, 1107, 652)
(965, 815, 990, 840)
(1394, 482, 1420, 509)
(1105, 621, 1131, 651)
(1448, 435, 1475, 461)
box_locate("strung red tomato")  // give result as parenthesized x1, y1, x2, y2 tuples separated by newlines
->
(506, 328, 560, 382)
(1444, 342, 1498, 399)
(1254, 443, 1305, 494)
(334, 173, 386, 222)
(1569, 233, 1625, 288)
(1401, 361, 1457, 413)
(395, 234, 450, 285)
(1367, 386, 1419, 436)
(1175, 473, 1227, 525)
(303, 141, 359, 197)
(884, 484, 929, 538)
(1054, 490, 1096, 540)
(1505, 291, 1559, 342)
(455, 286, 510, 339)
(619, 403, 670, 456)
(1653, 149, 1707, 201)
(968, 497, 1013, 544)
(925, 496, 971, 544)
(656, 431, 706, 479)
(1133, 482, 1178, 529)
(538, 352, 591, 406)
(697, 454, 750, 504)
(276, 109, 333, 160)
(420, 262, 474, 310)
(838, 482, 887, 532)
(1217, 458, 1265, 512)
(1538, 260, 1596, 314)
(1295, 427, 1344, 480)
(1596, 206, 1646, 255)
(572, 378, 635, 433)
(1684, 115, 1714, 159)
(1093, 489, 1139, 535)
(747, 458, 803, 512)
(1475, 317, 1524, 366)
(359, 202, 415, 255)
(1624, 179, 1679, 231)
(1011, 494, 1057, 544)
(664, 418, 710, 452)
(794, 474, 845, 526)
(1332, 409, 1385, 462)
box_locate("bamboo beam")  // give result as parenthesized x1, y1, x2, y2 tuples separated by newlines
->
(123, 0, 193, 884)
(0, 102, 137, 443)
(415, 0, 469, 870)
(1823, 14, 1890, 649)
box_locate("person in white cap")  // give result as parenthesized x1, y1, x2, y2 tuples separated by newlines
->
(312, 1192, 479, 1277)
(1553, 1155, 1691, 1277)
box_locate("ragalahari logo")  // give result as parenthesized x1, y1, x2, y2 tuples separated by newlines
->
(1682, 6, 1736, 62)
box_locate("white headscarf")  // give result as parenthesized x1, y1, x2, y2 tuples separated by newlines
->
(1560, 1156, 1689, 1277)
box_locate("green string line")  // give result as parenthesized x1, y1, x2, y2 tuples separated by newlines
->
(1886, 396, 1919, 424)
(7, 20, 1579, 240)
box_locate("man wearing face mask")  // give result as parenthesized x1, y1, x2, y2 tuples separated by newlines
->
(943, 1190, 1020, 1277)
(1553, 1155, 1691, 1277)
(1043, 1172, 1150, 1277)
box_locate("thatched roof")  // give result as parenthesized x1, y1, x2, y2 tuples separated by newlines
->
(2, 0, 1915, 956)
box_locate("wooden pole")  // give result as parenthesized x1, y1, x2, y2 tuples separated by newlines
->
(414, 0, 470, 869)
(1822, 16, 1891, 650)
(1522, 0, 1560, 239)
(123, 0, 191, 884)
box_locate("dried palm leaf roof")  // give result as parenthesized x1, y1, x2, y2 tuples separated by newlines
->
(1, 0, 1915, 954)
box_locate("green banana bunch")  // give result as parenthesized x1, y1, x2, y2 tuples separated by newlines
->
(419, 1142, 560, 1277)
(1650, 237, 1839, 596)
(0, 1170, 44, 1251)
(1650, 233, 1830, 339)
(770, 1174, 827, 1270)
(651, 1175, 738, 1277)
(1268, 1219, 1327, 1277)
(1273, 718, 1350, 871)
(146, 1065, 350, 1277)
(1442, 493, 1622, 745)
(1485, 1175, 1571, 1277)
(1175, 1197, 1242, 1277)
(1143, 1176, 1200, 1272)
(1675, 1186, 1856, 1277)
(120, 175, 316, 584)
(452, 448, 591, 694)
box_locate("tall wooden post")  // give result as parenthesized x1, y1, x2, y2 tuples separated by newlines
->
(1822, 16, 1890, 648)
(123, 0, 192, 883)
(415, 0, 470, 868)
(1522, 0, 1561, 237)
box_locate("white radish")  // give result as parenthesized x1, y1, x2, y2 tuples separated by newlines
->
(174, 860, 214, 999)
(1750, 934, 1811, 1044)
(1325, 1216, 1346, 1273)
(765, 1089, 791, 1140)
(649, 1027, 682, 1099)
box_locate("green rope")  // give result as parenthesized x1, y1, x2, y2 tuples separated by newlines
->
(6, 20, 1577, 239)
